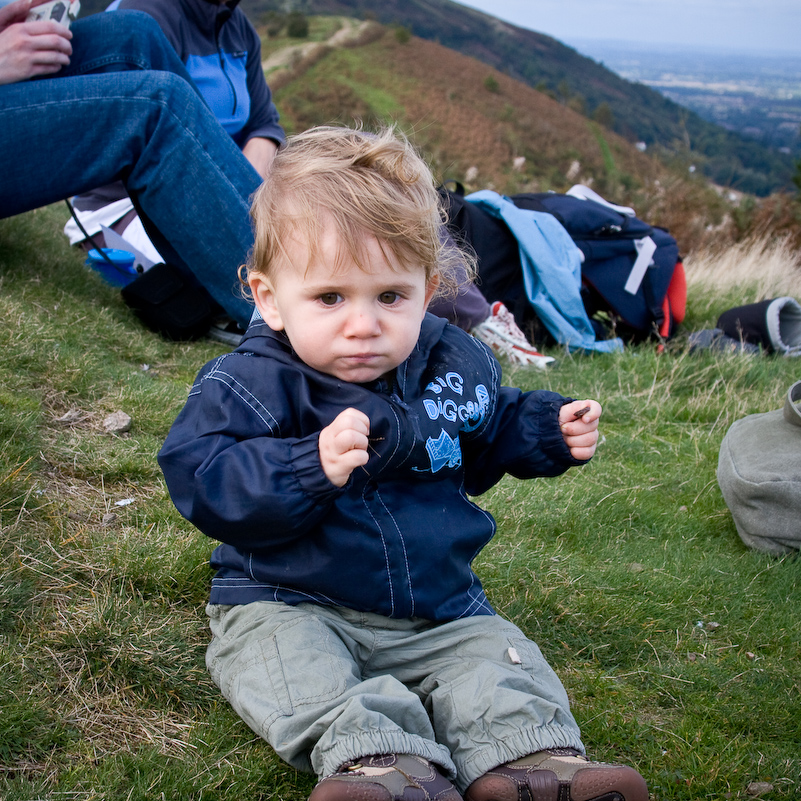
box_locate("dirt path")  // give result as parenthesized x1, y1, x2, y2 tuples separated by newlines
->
(261, 19, 379, 73)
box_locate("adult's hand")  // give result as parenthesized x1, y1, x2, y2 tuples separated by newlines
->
(242, 136, 279, 180)
(0, 0, 72, 85)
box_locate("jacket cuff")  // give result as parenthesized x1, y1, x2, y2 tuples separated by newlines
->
(289, 434, 340, 497)
(247, 123, 286, 146)
(544, 398, 588, 465)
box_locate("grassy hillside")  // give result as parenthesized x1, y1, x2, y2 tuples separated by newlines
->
(268, 23, 658, 187)
(76, 0, 795, 195)
(237, 0, 795, 197)
(1, 204, 800, 801)
(255, 17, 801, 258)
(5, 7, 800, 800)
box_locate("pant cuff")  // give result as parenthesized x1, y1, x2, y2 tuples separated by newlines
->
(314, 731, 457, 781)
(455, 724, 585, 791)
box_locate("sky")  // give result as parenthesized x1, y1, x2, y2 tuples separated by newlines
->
(452, 0, 801, 56)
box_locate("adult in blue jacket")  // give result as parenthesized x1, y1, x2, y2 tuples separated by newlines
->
(119, 0, 284, 172)
(67, 0, 285, 264)
(0, 0, 260, 328)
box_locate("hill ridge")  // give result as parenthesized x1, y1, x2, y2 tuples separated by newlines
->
(238, 0, 795, 196)
(76, 0, 795, 193)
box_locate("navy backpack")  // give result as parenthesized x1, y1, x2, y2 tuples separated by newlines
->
(440, 185, 686, 344)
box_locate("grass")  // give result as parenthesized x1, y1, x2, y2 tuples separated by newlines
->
(1, 204, 800, 800)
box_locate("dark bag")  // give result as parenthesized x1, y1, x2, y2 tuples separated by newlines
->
(717, 297, 801, 356)
(440, 185, 686, 343)
(121, 262, 215, 341)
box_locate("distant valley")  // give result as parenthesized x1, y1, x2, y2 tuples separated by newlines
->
(569, 39, 801, 160)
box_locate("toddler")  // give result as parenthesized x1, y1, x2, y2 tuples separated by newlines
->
(158, 126, 647, 801)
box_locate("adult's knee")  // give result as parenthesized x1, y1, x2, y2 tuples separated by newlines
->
(72, 9, 161, 46)
(144, 69, 198, 104)
(69, 11, 188, 76)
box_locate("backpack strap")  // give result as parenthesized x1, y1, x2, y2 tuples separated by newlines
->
(640, 264, 666, 334)
(440, 180, 466, 197)
(623, 236, 657, 295)
(565, 184, 636, 217)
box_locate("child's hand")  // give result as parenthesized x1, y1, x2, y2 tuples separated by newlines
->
(559, 400, 602, 461)
(319, 408, 371, 487)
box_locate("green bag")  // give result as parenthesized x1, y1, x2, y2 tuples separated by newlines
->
(717, 380, 801, 555)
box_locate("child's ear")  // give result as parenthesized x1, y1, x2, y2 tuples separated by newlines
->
(248, 273, 285, 331)
(424, 275, 440, 310)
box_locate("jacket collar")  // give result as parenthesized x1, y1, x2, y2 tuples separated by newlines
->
(181, 0, 241, 34)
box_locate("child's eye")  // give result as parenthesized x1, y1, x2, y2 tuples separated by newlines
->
(378, 291, 400, 305)
(319, 293, 341, 306)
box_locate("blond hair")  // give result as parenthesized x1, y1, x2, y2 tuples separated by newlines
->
(245, 126, 472, 293)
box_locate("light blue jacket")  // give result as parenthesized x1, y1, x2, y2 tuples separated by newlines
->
(467, 190, 623, 352)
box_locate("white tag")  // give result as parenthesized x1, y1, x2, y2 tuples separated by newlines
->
(624, 236, 657, 295)
(507, 647, 522, 665)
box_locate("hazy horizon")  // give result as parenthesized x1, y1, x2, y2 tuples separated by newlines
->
(453, 0, 801, 57)
(566, 36, 801, 60)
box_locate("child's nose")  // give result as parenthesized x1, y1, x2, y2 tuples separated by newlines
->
(344, 305, 381, 337)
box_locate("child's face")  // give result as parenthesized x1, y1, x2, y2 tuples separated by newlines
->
(249, 224, 439, 384)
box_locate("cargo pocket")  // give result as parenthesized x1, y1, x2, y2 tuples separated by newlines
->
(207, 606, 349, 739)
(216, 629, 294, 736)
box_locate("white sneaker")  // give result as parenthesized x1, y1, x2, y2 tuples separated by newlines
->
(472, 302, 556, 369)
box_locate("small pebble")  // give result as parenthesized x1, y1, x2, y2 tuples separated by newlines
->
(103, 410, 132, 434)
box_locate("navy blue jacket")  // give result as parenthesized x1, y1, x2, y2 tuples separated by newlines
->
(158, 314, 584, 622)
(116, 0, 284, 146)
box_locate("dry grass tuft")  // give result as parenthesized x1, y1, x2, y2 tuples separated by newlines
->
(685, 234, 801, 301)
(52, 692, 198, 759)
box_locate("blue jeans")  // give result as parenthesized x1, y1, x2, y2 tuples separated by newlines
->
(206, 601, 584, 791)
(0, 11, 260, 327)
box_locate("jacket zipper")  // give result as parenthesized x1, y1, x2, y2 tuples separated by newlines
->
(215, 15, 237, 116)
